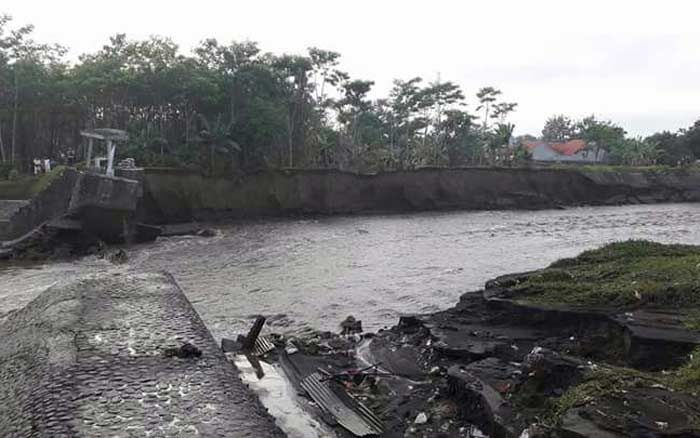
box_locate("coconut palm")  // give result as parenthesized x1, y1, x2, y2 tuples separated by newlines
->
(195, 114, 240, 175)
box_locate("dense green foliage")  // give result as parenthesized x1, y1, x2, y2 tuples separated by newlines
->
(540, 114, 700, 166)
(1, 14, 698, 176)
(0, 14, 524, 175)
(508, 240, 700, 308)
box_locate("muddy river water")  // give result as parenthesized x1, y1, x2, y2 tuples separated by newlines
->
(2, 203, 700, 342)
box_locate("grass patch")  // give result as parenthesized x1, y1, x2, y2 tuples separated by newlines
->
(684, 312, 700, 331)
(507, 240, 700, 309)
(509, 241, 700, 427)
(545, 360, 700, 426)
(670, 348, 700, 393)
(0, 166, 68, 200)
(28, 166, 67, 196)
(0, 177, 38, 199)
(545, 365, 659, 424)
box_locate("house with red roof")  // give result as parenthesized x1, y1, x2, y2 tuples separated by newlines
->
(523, 139, 608, 163)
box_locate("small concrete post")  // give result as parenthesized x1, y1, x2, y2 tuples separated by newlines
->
(106, 140, 116, 177)
(86, 138, 94, 168)
(242, 316, 266, 351)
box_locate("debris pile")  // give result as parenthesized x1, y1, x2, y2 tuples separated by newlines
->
(223, 242, 700, 437)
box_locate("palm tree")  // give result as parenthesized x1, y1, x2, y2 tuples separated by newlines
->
(489, 123, 514, 163)
(195, 114, 240, 175)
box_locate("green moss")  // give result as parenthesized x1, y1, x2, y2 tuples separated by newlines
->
(0, 177, 38, 199)
(0, 166, 70, 200)
(670, 348, 700, 393)
(544, 361, 700, 426)
(28, 166, 68, 196)
(684, 313, 700, 331)
(513, 242, 700, 426)
(508, 240, 700, 309)
(545, 365, 658, 424)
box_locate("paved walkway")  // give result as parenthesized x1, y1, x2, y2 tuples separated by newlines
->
(0, 271, 284, 437)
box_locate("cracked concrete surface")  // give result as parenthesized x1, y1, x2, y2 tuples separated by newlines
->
(0, 271, 284, 437)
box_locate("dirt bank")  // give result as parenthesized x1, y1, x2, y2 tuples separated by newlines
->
(139, 167, 700, 223)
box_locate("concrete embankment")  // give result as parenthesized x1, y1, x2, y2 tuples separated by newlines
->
(139, 167, 700, 223)
(0, 272, 284, 437)
(0, 168, 142, 242)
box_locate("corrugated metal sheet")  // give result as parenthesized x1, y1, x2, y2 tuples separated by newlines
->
(300, 372, 383, 437)
(252, 336, 275, 357)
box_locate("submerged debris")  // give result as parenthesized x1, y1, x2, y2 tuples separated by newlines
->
(197, 228, 219, 237)
(341, 315, 363, 335)
(163, 343, 202, 359)
(108, 249, 128, 264)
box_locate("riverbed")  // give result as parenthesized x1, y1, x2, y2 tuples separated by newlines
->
(2, 203, 700, 341)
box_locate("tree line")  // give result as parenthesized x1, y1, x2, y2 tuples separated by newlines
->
(0, 15, 522, 176)
(1, 14, 698, 178)
(539, 114, 700, 166)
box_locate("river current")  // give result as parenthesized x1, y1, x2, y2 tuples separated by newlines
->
(2, 203, 700, 341)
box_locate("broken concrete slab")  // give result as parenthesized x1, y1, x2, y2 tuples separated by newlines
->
(0, 271, 284, 437)
(447, 365, 524, 437)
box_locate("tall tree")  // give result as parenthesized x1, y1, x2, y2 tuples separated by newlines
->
(476, 86, 501, 132)
(574, 115, 626, 148)
(541, 115, 574, 142)
(337, 79, 374, 142)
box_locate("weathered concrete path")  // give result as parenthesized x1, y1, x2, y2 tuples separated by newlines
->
(0, 272, 284, 437)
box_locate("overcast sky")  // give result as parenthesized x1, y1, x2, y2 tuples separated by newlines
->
(4, 0, 700, 136)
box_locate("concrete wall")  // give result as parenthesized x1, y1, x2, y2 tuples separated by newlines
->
(1, 169, 79, 239)
(69, 172, 141, 212)
(0, 170, 142, 241)
(139, 167, 700, 224)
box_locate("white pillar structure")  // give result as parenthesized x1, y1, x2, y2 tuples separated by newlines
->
(79, 129, 128, 177)
(106, 140, 116, 177)
(86, 138, 94, 168)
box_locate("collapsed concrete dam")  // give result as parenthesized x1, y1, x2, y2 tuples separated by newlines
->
(138, 167, 700, 223)
(0, 272, 284, 437)
(0, 168, 142, 242)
